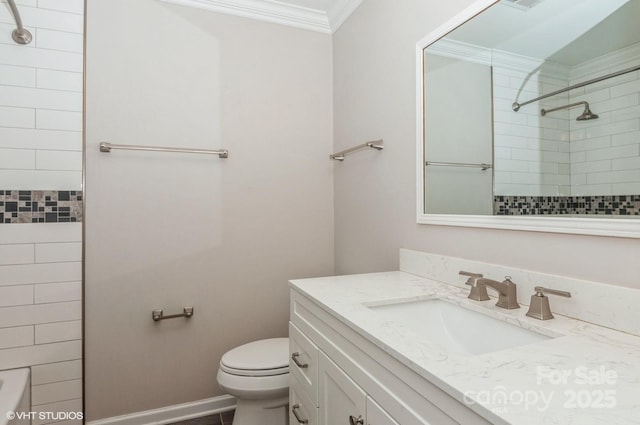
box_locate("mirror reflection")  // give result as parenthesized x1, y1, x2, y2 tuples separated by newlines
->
(423, 0, 640, 216)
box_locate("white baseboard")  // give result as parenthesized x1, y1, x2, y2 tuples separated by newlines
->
(87, 395, 236, 425)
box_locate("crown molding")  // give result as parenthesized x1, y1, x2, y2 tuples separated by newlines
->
(158, 0, 363, 34)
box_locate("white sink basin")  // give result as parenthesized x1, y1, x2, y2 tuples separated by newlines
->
(368, 298, 553, 355)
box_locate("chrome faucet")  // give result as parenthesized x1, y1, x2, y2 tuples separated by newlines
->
(459, 271, 520, 309)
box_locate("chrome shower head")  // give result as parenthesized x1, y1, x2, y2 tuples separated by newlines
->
(540, 101, 598, 121)
(576, 104, 599, 121)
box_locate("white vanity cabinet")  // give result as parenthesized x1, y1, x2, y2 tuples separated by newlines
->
(289, 288, 493, 425)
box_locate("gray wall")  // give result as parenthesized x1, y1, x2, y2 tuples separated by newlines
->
(333, 0, 640, 287)
(84, 0, 334, 419)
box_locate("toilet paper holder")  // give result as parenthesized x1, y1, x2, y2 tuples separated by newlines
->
(152, 307, 194, 322)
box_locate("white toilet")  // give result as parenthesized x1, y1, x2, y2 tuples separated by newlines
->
(217, 338, 289, 425)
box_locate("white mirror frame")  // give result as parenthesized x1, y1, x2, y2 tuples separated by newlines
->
(416, 0, 640, 238)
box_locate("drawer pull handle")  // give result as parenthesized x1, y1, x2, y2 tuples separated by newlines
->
(292, 404, 309, 424)
(349, 415, 364, 425)
(291, 352, 309, 369)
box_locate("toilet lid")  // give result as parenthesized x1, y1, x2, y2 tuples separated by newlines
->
(220, 338, 289, 376)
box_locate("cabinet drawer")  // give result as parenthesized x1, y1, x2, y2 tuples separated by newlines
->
(291, 376, 318, 425)
(318, 351, 366, 425)
(290, 321, 319, 404)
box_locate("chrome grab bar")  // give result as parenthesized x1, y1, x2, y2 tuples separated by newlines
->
(291, 352, 308, 369)
(100, 142, 229, 158)
(426, 161, 492, 171)
(152, 307, 194, 322)
(330, 139, 383, 161)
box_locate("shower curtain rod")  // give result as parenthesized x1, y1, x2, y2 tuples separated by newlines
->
(512, 63, 640, 112)
(6, 0, 32, 45)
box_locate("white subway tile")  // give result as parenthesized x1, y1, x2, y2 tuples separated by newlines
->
(511, 148, 541, 161)
(0, 340, 80, 369)
(611, 105, 640, 123)
(543, 127, 569, 142)
(542, 173, 570, 185)
(32, 379, 82, 406)
(528, 161, 558, 174)
(37, 0, 83, 15)
(0, 148, 35, 169)
(36, 109, 82, 131)
(36, 69, 82, 93)
(570, 136, 611, 153)
(493, 147, 511, 159)
(35, 150, 82, 171)
(585, 144, 640, 162)
(612, 131, 640, 147)
(0, 105, 35, 128)
(36, 29, 83, 54)
(0, 285, 33, 307)
(571, 160, 612, 174)
(494, 171, 511, 184)
(585, 119, 640, 139)
(572, 184, 612, 196)
(511, 172, 541, 185)
(571, 174, 586, 185)
(34, 281, 81, 304)
(35, 242, 81, 263)
(572, 86, 611, 104)
(0, 262, 81, 286)
(587, 170, 640, 185)
(558, 163, 571, 175)
(610, 78, 640, 99)
(0, 223, 81, 244)
(35, 320, 81, 344)
(32, 398, 82, 425)
(0, 325, 34, 349)
(0, 85, 82, 112)
(5, 7, 84, 34)
(493, 158, 529, 172)
(612, 182, 640, 194)
(0, 244, 34, 265)
(542, 151, 570, 163)
(31, 360, 82, 385)
(0, 64, 36, 87)
(612, 156, 640, 171)
(0, 301, 81, 327)
(0, 127, 81, 151)
(0, 168, 80, 189)
(0, 169, 81, 190)
(494, 135, 528, 149)
(593, 93, 639, 113)
(0, 44, 82, 72)
(570, 152, 586, 165)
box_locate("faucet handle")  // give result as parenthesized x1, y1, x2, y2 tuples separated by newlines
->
(533, 286, 572, 298)
(526, 286, 571, 320)
(459, 271, 483, 285)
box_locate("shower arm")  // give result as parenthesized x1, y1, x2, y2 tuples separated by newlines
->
(6, 0, 32, 45)
(512, 63, 640, 112)
(540, 101, 588, 116)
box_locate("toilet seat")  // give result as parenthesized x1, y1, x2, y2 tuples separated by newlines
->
(219, 338, 289, 377)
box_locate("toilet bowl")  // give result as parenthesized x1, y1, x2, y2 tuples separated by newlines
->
(217, 338, 289, 425)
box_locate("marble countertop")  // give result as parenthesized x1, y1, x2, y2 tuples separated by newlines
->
(290, 271, 640, 425)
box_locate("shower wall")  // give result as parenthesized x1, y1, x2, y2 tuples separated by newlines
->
(568, 43, 640, 196)
(84, 0, 333, 421)
(0, 0, 84, 423)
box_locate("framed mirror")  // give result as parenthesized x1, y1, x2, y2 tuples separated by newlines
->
(417, 0, 640, 237)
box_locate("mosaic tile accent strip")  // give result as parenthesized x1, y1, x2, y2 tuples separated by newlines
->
(494, 195, 640, 216)
(0, 190, 83, 224)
